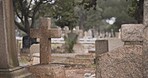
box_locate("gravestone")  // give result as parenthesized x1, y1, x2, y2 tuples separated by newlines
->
(63, 26, 70, 37)
(29, 18, 66, 78)
(0, 0, 31, 78)
(95, 40, 108, 78)
(95, 40, 108, 55)
(88, 29, 93, 38)
(84, 31, 88, 38)
(111, 29, 115, 37)
(118, 29, 121, 39)
(30, 18, 61, 64)
(95, 24, 144, 78)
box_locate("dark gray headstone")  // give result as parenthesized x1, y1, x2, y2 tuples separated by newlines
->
(95, 40, 108, 56)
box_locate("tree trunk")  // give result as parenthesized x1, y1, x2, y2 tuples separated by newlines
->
(136, 0, 144, 23)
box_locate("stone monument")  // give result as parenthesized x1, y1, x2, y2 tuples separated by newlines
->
(0, 0, 31, 77)
(29, 18, 66, 78)
(30, 18, 61, 64)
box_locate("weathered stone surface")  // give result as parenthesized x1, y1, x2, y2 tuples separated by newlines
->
(121, 24, 144, 42)
(0, 0, 19, 69)
(96, 45, 143, 78)
(142, 1, 148, 77)
(0, 1, 33, 78)
(144, 0, 148, 26)
(0, 67, 32, 78)
(30, 18, 61, 64)
(28, 64, 66, 78)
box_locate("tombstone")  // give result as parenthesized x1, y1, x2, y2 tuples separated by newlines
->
(105, 32, 109, 38)
(84, 31, 88, 38)
(75, 26, 80, 34)
(88, 29, 93, 38)
(94, 31, 99, 38)
(95, 40, 108, 78)
(95, 24, 144, 78)
(63, 26, 70, 37)
(95, 40, 108, 55)
(0, 0, 31, 77)
(118, 29, 121, 39)
(111, 29, 115, 37)
(73, 26, 84, 38)
(108, 32, 111, 38)
(78, 30, 84, 38)
(29, 18, 66, 78)
(30, 18, 61, 64)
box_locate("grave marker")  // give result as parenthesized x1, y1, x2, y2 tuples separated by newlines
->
(30, 18, 61, 64)
(0, 0, 31, 77)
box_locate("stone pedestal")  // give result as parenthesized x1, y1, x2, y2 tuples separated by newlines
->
(0, 67, 32, 78)
(0, 0, 32, 78)
(28, 64, 66, 78)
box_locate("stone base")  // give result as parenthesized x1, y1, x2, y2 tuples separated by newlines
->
(0, 67, 32, 78)
(28, 64, 66, 78)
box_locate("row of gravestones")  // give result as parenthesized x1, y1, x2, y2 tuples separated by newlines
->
(22, 27, 116, 49)
(63, 26, 115, 39)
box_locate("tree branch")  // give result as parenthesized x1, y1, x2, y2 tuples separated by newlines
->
(14, 20, 27, 33)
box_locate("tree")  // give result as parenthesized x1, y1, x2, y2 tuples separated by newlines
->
(94, 0, 137, 31)
(13, 0, 97, 35)
(127, 0, 144, 23)
(13, 0, 54, 35)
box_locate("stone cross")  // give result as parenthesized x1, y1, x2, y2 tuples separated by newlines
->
(30, 18, 61, 64)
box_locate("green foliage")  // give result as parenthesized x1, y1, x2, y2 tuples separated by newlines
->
(95, 0, 137, 31)
(128, 0, 138, 17)
(127, 0, 143, 23)
(64, 33, 78, 53)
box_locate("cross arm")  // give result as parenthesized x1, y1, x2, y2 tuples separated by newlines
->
(30, 29, 40, 38)
(48, 28, 62, 38)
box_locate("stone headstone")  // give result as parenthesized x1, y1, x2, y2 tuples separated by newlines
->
(118, 29, 121, 39)
(78, 30, 84, 38)
(95, 40, 108, 55)
(30, 18, 61, 64)
(84, 31, 88, 38)
(63, 26, 70, 37)
(111, 29, 114, 37)
(0, 0, 31, 77)
(121, 24, 144, 42)
(88, 29, 93, 38)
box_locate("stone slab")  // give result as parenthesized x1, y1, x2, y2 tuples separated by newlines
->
(121, 24, 145, 42)
(28, 64, 66, 78)
(95, 40, 108, 55)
